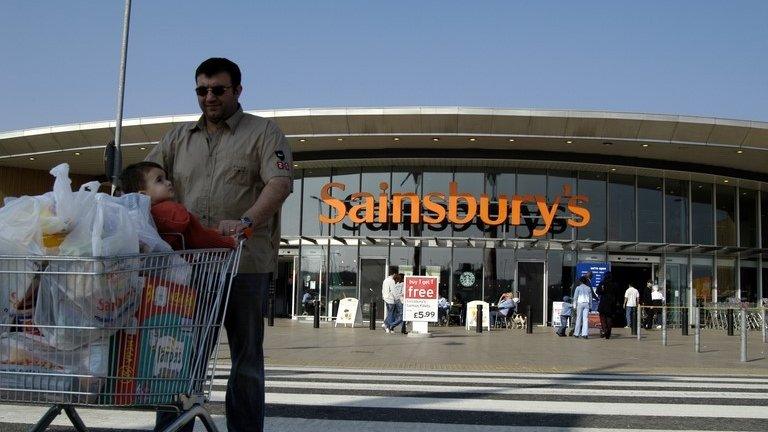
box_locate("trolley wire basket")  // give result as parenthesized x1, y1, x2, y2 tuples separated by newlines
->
(0, 242, 244, 432)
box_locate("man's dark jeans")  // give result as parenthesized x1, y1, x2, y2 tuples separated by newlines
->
(156, 273, 268, 432)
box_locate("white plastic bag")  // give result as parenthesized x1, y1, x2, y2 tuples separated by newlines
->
(0, 332, 108, 403)
(100, 193, 191, 286)
(0, 197, 43, 330)
(34, 266, 141, 350)
(59, 194, 140, 257)
(101, 193, 172, 253)
(45, 164, 100, 235)
(36, 195, 142, 349)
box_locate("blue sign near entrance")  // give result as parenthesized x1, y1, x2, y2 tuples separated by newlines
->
(576, 262, 611, 288)
(576, 262, 611, 310)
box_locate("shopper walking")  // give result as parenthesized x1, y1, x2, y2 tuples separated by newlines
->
(572, 276, 594, 339)
(651, 283, 665, 329)
(596, 272, 617, 339)
(381, 269, 397, 333)
(623, 284, 640, 328)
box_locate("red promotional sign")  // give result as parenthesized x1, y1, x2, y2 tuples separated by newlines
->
(404, 276, 438, 300)
(403, 276, 439, 322)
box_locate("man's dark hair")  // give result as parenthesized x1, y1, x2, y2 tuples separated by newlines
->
(120, 161, 165, 193)
(579, 275, 591, 285)
(195, 58, 241, 87)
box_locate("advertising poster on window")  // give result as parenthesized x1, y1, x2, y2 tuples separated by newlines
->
(424, 265, 441, 282)
(398, 265, 414, 276)
(403, 276, 439, 322)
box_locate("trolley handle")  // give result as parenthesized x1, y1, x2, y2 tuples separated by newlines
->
(237, 216, 254, 241)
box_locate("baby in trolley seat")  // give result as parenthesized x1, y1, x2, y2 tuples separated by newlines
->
(120, 162, 236, 250)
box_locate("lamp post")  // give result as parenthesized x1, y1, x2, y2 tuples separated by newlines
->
(110, 0, 132, 192)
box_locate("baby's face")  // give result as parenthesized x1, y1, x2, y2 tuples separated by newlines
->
(143, 167, 175, 204)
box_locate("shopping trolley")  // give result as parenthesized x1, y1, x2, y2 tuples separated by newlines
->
(0, 240, 245, 432)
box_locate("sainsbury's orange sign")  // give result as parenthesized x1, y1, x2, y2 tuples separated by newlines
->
(318, 182, 590, 237)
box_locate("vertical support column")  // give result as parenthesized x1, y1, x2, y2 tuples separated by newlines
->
(694, 307, 701, 353)
(637, 306, 641, 341)
(662, 306, 668, 346)
(681, 308, 689, 336)
(762, 306, 767, 344)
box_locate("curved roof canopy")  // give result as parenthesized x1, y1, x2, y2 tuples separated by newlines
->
(0, 107, 766, 179)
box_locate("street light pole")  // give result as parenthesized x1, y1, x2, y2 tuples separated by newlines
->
(111, 0, 132, 192)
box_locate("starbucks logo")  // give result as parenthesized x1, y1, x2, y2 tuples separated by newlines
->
(459, 271, 475, 287)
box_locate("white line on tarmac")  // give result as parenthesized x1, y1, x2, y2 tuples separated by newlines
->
(0, 405, 742, 432)
(260, 380, 768, 400)
(264, 393, 768, 419)
(219, 365, 768, 384)
(255, 373, 768, 390)
(265, 417, 743, 432)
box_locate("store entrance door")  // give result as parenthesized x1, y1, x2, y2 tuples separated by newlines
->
(516, 261, 545, 325)
(609, 263, 654, 326)
(275, 256, 296, 317)
(360, 257, 387, 321)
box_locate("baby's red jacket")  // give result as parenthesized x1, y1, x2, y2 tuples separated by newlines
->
(151, 201, 236, 250)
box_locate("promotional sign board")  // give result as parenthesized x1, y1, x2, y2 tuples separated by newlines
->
(403, 276, 438, 322)
(335, 298, 363, 327)
(465, 300, 491, 331)
(552, 301, 563, 327)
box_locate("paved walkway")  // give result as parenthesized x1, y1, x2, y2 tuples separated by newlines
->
(220, 319, 768, 376)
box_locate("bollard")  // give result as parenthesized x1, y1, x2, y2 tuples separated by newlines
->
(740, 307, 747, 362)
(681, 309, 689, 336)
(727, 309, 735, 336)
(267, 279, 275, 327)
(630, 306, 637, 335)
(369, 302, 376, 330)
(763, 307, 767, 344)
(662, 306, 667, 346)
(268, 295, 275, 327)
(694, 307, 700, 353)
(526, 305, 533, 334)
(636, 306, 641, 341)
(476, 304, 483, 333)
(313, 299, 320, 328)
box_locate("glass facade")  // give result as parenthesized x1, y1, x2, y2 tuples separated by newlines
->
(608, 174, 635, 242)
(286, 165, 767, 322)
(665, 179, 689, 244)
(715, 185, 737, 247)
(692, 182, 714, 245)
(739, 189, 758, 248)
(578, 172, 606, 241)
(637, 176, 663, 243)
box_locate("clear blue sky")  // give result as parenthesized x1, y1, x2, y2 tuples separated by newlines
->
(1, 0, 766, 132)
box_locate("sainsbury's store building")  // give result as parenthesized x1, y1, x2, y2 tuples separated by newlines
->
(1, 107, 767, 326)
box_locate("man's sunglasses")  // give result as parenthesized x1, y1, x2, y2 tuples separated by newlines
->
(195, 85, 232, 97)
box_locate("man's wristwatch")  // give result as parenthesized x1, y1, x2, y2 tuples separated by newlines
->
(240, 216, 253, 228)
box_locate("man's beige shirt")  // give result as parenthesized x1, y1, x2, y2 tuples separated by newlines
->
(146, 107, 293, 273)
